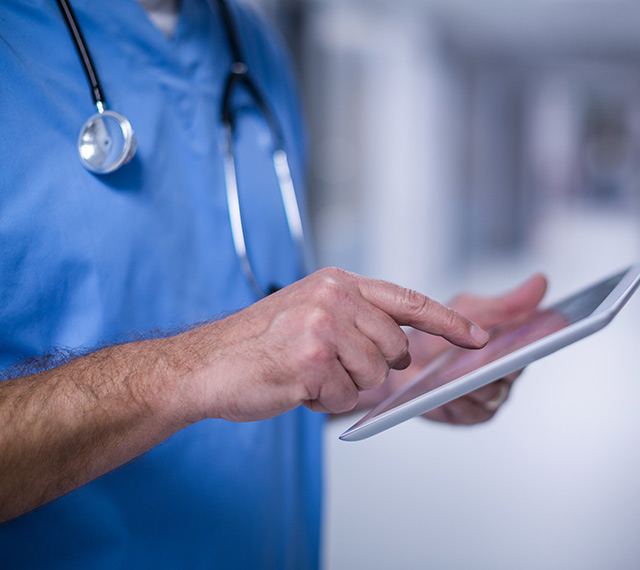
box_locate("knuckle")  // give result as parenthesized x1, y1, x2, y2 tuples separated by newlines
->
(373, 366, 391, 389)
(296, 336, 332, 368)
(276, 305, 331, 338)
(387, 340, 408, 369)
(303, 306, 333, 333)
(395, 332, 410, 360)
(319, 381, 358, 414)
(401, 288, 429, 319)
(312, 269, 351, 304)
(359, 361, 389, 391)
(315, 266, 351, 287)
(338, 386, 360, 413)
(285, 308, 336, 370)
(317, 266, 348, 279)
(441, 307, 464, 334)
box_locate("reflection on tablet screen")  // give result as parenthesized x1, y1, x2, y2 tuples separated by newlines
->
(376, 271, 624, 417)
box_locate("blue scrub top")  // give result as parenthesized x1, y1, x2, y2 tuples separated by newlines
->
(0, 0, 324, 568)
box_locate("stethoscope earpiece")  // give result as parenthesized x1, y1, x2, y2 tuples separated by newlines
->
(78, 110, 137, 174)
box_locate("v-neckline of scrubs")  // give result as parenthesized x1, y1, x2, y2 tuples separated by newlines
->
(131, 0, 193, 50)
(136, 1, 186, 45)
(100, 0, 226, 76)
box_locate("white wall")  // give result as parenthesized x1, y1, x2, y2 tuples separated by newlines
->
(293, 3, 640, 570)
(324, 208, 640, 570)
(301, 3, 460, 296)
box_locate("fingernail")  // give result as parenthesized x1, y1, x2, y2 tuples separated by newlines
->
(470, 325, 489, 346)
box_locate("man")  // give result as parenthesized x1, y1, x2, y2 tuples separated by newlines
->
(0, 0, 546, 567)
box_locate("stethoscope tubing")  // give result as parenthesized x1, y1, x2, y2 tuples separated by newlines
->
(56, 0, 307, 295)
(55, 0, 105, 110)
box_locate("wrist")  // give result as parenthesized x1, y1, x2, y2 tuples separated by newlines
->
(126, 335, 204, 430)
(151, 322, 227, 426)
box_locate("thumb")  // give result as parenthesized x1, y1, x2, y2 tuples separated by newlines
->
(451, 273, 548, 329)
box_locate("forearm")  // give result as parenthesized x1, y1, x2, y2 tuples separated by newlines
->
(0, 336, 195, 523)
(0, 267, 495, 521)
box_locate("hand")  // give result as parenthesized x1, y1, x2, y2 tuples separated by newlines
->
(388, 273, 548, 425)
(177, 267, 490, 422)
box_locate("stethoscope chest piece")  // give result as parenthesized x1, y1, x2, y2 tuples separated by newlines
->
(58, 0, 307, 294)
(78, 110, 137, 174)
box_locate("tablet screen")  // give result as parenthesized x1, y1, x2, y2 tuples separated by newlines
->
(375, 271, 624, 416)
(339, 268, 637, 443)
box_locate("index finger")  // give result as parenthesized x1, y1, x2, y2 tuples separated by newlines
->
(355, 276, 489, 349)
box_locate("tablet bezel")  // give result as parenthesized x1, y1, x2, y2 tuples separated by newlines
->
(340, 264, 640, 442)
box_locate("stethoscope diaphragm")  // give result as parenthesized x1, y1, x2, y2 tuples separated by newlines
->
(78, 110, 137, 174)
(57, 0, 308, 296)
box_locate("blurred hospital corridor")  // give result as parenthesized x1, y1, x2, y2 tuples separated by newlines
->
(249, 0, 640, 567)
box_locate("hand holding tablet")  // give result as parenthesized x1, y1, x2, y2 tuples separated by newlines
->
(340, 264, 640, 442)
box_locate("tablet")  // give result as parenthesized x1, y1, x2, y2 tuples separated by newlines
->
(340, 264, 640, 442)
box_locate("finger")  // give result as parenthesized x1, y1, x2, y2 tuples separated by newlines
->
(286, 302, 389, 405)
(424, 396, 495, 425)
(334, 324, 392, 391)
(428, 375, 518, 424)
(451, 274, 548, 329)
(392, 351, 412, 371)
(502, 370, 521, 385)
(305, 361, 360, 414)
(467, 380, 511, 412)
(353, 304, 410, 370)
(355, 277, 489, 349)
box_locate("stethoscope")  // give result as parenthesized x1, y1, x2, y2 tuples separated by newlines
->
(55, 0, 306, 297)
